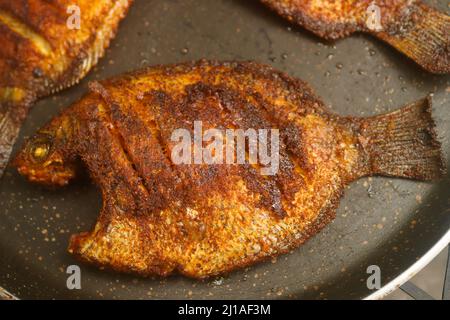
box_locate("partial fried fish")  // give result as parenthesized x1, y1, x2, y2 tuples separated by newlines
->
(261, 0, 449, 73)
(0, 0, 132, 176)
(14, 61, 446, 278)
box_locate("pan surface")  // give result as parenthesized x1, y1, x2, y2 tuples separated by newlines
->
(0, 0, 449, 300)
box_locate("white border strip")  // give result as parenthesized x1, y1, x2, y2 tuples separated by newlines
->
(365, 229, 450, 300)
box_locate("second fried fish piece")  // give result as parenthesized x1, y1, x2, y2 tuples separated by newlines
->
(261, 0, 449, 74)
(0, 0, 132, 176)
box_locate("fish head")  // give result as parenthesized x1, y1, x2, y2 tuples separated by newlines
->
(13, 130, 76, 187)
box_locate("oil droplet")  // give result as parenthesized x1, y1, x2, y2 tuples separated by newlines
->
(336, 63, 343, 70)
(181, 47, 189, 55)
(281, 53, 288, 60)
(326, 53, 334, 60)
(324, 71, 331, 77)
(357, 69, 367, 75)
(140, 59, 149, 67)
(212, 278, 224, 286)
(369, 49, 376, 56)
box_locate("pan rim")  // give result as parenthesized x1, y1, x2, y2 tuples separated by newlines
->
(0, 286, 17, 300)
(365, 229, 450, 300)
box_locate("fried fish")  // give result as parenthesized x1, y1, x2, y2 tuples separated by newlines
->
(261, 0, 449, 74)
(0, 0, 132, 176)
(14, 61, 446, 278)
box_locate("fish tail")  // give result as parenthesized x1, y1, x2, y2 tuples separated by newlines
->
(0, 99, 31, 178)
(357, 96, 446, 181)
(373, 2, 449, 74)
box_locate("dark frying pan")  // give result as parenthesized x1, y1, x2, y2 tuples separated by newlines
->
(0, 0, 449, 300)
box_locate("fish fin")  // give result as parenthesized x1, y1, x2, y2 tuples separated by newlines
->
(373, 3, 449, 74)
(358, 96, 446, 181)
(0, 101, 31, 178)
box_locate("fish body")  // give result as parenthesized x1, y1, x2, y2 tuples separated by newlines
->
(0, 0, 132, 175)
(261, 0, 450, 74)
(14, 61, 445, 278)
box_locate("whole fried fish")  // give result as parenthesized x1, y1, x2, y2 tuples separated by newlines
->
(261, 0, 449, 74)
(14, 61, 445, 278)
(0, 0, 132, 176)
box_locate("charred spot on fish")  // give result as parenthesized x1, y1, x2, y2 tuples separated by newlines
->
(282, 124, 303, 155)
(416, 128, 435, 147)
(185, 83, 216, 104)
(32, 67, 43, 78)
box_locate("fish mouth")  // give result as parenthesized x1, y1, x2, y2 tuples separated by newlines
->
(15, 162, 75, 187)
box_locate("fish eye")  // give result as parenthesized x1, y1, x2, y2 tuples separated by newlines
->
(28, 135, 52, 162)
(31, 144, 50, 160)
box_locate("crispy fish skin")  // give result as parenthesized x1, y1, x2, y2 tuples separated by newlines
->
(13, 61, 446, 278)
(261, 0, 449, 74)
(0, 0, 132, 176)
